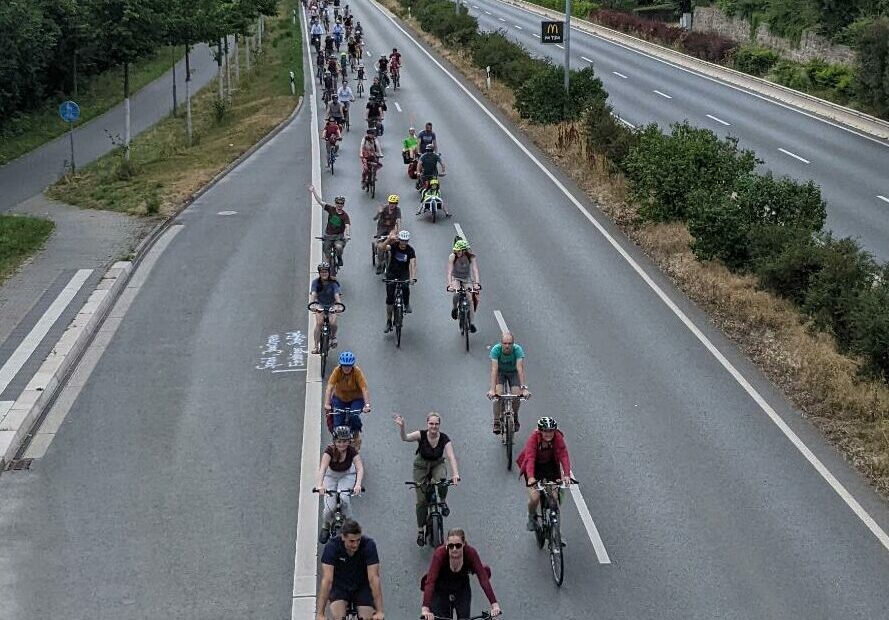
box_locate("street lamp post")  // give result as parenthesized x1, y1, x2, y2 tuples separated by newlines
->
(564, 0, 571, 93)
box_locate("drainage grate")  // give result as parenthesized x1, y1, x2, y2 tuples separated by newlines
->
(4, 458, 33, 471)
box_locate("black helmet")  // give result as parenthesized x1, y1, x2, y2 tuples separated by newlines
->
(334, 195, 346, 205)
(332, 425, 352, 440)
(318, 262, 331, 272)
(425, 143, 434, 151)
(537, 417, 558, 431)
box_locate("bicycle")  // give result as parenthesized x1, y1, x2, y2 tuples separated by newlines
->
(364, 154, 382, 199)
(326, 406, 366, 450)
(356, 77, 365, 98)
(383, 278, 413, 348)
(390, 65, 400, 89)
(405, 478, 457, 548)
(308, 301, 345, 377)
(424, 613, 497, 620)
(447, 283, 480, 352)
(529, 478, 578, 586)
(488, 384, 527, 471)
(371, 236, 391, 276)
(315, 234, 345, 276)
(313, 486, 363, 540)
(342, 104, 351, 132)
(325, 138, 340, 175)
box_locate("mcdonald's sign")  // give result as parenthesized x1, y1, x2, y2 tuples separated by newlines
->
(541, 20, 563, 44)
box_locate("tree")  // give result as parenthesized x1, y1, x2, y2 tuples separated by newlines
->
(856, 17, 889, 117)
(0, 0, 58, 118)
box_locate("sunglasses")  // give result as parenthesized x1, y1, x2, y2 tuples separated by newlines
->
(447, 542, 463, 550)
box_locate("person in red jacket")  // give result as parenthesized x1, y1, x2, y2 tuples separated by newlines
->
(420, 528, 501, 620)
(516, 416, 572, 532)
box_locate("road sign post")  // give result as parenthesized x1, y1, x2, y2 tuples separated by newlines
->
(541, 15, 569, 93)
(59, 100, 80, 173)
(564, 0, 571, 94)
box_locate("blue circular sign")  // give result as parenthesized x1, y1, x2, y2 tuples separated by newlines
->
(59, 100, 80, 123)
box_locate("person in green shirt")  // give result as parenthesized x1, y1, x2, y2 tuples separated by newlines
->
(402, 126, 419, 175)
(486, 331, 530, 434)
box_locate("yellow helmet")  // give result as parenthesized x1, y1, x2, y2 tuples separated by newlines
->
(387, 194, 400, 204)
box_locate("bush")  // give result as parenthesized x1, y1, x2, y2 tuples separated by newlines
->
(856, 18, 889, 117)
(515, 64, 607, 124)
(805, 58, 856, 99)
(849, 269, 889, 377)
(680, 31, 737, 63)
(582, 97, 637, 170)
(754, 229, 827, 304)
(688, 191, 751, 268)
(769, 59, 812, 91)
(623, 122, 758, 222)
(470, 32, 541, 90)
(415, 0, 478, 48)
(592, 9, 684, 46)
(733, 45, 780, 76)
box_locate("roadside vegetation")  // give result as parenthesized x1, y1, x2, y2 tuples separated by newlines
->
(0, 216, 55, 285)
(47, 0, 300, 217)
(387, 0, 889, 494)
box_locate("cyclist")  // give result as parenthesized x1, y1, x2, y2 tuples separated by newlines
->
(420, 528, 501, 620)
(322, 70, 336, 99)
(365, 96, 384, 136)
(359, 127, 383, 191)
(382, 230, 417, 332)
(446, 238, 479, 331)
(516, 417, 572, 532)
(308, 185, 351, 267)
(389, 47, 402, 72)
(324, 351, 372, 449)
(416, 143, 445, 190)
(315, 426, 364, 544)
(355, 20, 363, 38)
(417, 121, 437, 152)
(376, 54, 390, 87)
(320, 116, 341, 162)
(339, 50, 349, 78)
(419, 176, 450, 218)
(486, 332, 530, 434)
(393, 412, 460, 547)
(402, 126, 419, 174)
(324, 32, 335, 56)
(337, 80, 354, 118)
(309, 262, 343, 353)
(356, 62, 366, 84)
(310, 20, 324, 51)
(373, 195, 402, 274)
(326, 97, 346, 128)
(332, 20, 344, 51)
(347, 37, 359, 66)
(316, 519, 384, 620)
(368, 76, 385, 104)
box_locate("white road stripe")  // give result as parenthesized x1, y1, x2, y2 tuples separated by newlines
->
(372, 0, 889, 555)
(706, 114, 731, 126)
(877, 195, 889, 205)
(653, 89, 672, 99)
(0, 269, 92, 397)
(498, 17, 506, 21)
(472, 4, 478, 7)
(778, 147, 811, 164)
(555, 44, 564, 49)
(513, 24, 522, 29)
(581, 56, 593, 63)
(485, 10, 492, 14)
(612, 71, 628, 79)
(454, 222, 466, 240)
(493, 310, 509, 334)
(394, 101, 402, 112)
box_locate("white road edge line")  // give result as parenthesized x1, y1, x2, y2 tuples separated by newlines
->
(494, 0, 889, 150)
(0, 269, 92, 397)
(394, 101, 402, 112)
(581, 56, 593, 63)
(370, 0, 889, 555)
(778, 147, 811, 164)
(876, 195, 889, 205)
(653, 89, 672, 99)
(706, 114, 731, 126)
(612, 71, 628, 79)
(292, 8, 325, 620)
(494, 309, 611, 564)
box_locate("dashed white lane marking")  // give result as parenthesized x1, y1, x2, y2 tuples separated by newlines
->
(555, 44, 564, 49)
(370, 0, 889, 555)
(485, 9, 492, 14)
(877, 195, 889, 205)
(653, 89, 672, 99)
(0, 269, 92, 397)
(706, 114, 731, 126)
(493, 310, 508, 334)
(394, 101, 402, 112)
(513, 24, 522, 29)
(581, 56, 593, 63)
(612, 71, 628, 79)
(454, 222, 466, 240)
(778, 147, 811, 164)
(472, 4, 478, 7)
(217, 210, 238, 216)
(498, 17, 506, 21)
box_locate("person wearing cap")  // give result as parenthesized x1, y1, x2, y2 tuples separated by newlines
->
(314, 425, 365, 543)
(308, 185, 351, 267)
(309, 262, 343, 353)
(416, 143, 445, 191)
(382, 229, 417, 331)
(325, 351, 372, 449)
(373, 195, 402, 274)
(359, 127, 383, 190)
(516, 417, 572, 532)
(446, 238, 479, 331)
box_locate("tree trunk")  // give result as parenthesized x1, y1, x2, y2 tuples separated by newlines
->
(245, 34, 251, 72)
(124, 61, 131, 160)
(233, 34, 240, 86)
(171, 45, 178, 116)
(257, 16, 263, 52)
(185, 44, 193, 146)
(224, 35, 232, 103)
(217, 39, 224, 103)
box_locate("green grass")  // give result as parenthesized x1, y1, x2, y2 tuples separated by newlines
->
(0, 215, 55, 284)
(47, 3, 302, 216)
(0, 46, 185, 166)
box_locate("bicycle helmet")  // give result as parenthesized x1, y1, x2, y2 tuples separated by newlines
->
(338, 351, 355, 366)
(537, 417, 558, 431)
(452, 239, 469, 252)
(334, 195, 346, 205)
(387, 194, 400, 204)
(318, 262, 331, 272)
(428, 178, 440, 188)
(425, 143, 435, 151)
(397, 230, 411, 241)
(332, 425, 352, 440)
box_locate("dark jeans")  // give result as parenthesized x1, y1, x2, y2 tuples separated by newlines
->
(430, 582, 471, 619)
(385, 280, 410, 307)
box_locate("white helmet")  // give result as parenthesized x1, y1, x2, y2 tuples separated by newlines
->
(398, 230, 411, 241)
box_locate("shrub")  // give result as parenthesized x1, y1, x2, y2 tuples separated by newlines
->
(415, 0, 478, 48)
(687, 191, 751, 268)
(849, 268, 889, 378)
(754, 229, 827, 304)
(733, 172, 826, 231)
(470, 31, 541, 90)
(856, 18, 889, 117)
(591, 9, 684, 46)
(515, 64, 607, 124)
(582, 97, 637, 170)
(623, 122, 758, 222)
(806, 58, 856, 99)
(769, 59, 812, 91)
(733, 45, 780, 76)
(680, 31, 737, 63)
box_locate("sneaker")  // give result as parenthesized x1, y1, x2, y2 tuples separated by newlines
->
(330, 338, 338, 348)
(444, 213, 452, 218)
(526, 516, 536, 532)
(375, 265, 383, 275)
(469, 324, 477, 333)
(384, 320, 392, 333)
(337, 255, 343, 267)
(311, 346, 320, 354)
(441, 502, 450, 518)
(492, 420, 501, 435)
(405, 304, 412, 314)
(514, 419, 521, 432)
(451, 308, 458, 320)
(319, 526, 331, 544)
(416, 531, 426, 547)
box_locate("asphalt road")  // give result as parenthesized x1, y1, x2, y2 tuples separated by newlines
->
(468, 0, 889, 261)
(2, 2, 889, 619)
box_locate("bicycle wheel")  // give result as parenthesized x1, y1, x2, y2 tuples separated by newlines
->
(505, 413, 514, 470)
(369, 172, 376, 199)
(329, 152, 335, 175)
(320, 329, 330, 378)
(428, 513, 444, 548)
(371, 240, 376, 267)
(431, 201, 437, 223)
(535, 511, 546, 549)
(549, 518, 564, 586)
(460, 305, 470, 352)
(394, 304, 403, 348)
(328, 248, 338, 278)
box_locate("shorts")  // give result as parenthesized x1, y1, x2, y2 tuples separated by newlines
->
(496, 370, 519, 388)
(524, 460, 560, 483)
(330, 582, 374, 607)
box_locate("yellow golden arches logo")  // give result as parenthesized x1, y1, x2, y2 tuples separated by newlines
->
(546, 23, 560, 34)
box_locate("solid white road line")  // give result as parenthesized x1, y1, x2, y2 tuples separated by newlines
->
(581, 56, 593, 63)
(877, 195, 889, 205)
(394, 101, 402, 112)
(653, 89, 672, 99)
(706, 114, 731, 126)
(292, 10, 325, 620)
(612, 71, 628, 79)
(453, 222, 466, 240)
(0, 269, 92, 397)
(612, 114, 635, 129)
(371, 0, 889, 555)
(778, 147, 811, 164)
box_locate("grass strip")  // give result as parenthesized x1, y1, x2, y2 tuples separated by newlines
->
(0, 215, 55, 285)
(0, 47, 185, 166)
(46, 5, 301, 218)
(381, 0, 889, 496)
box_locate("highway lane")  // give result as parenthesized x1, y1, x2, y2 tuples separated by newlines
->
(467, 0, 889, 261)
(310, 1, 889, 618)
(0, 109, 313, 618)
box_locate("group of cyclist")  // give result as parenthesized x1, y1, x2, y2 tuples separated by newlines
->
(306, 4, 575, 618)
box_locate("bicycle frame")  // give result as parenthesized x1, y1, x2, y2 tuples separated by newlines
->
(308, 302, 345, 377)
(406, 478, 455, 548)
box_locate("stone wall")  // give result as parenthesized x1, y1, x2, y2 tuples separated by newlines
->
(692, 6, 857, 66)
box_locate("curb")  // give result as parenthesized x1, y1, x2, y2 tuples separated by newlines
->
(0, 95, 305, 471)
(504, 0, 889, 140)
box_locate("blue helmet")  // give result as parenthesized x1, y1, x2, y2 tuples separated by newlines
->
(338, 351, 355, 366)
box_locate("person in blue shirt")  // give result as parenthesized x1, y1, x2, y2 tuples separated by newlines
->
(310, 19, 325, 51)
(309, 262, 343, 353)
(332, 21, 345, 51)
(486, 331, 531, 434)
(316, 519, 384, 620)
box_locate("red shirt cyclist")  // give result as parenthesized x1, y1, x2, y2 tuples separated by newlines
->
(516, 416, 572, 532)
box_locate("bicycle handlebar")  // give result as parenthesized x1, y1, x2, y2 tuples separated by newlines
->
(526, 478, 579, 489)
(404, 478, 460, 489)
(423, 613, 494, 620)
(383, 278, 415, 285)
(447, 283, 481, 292)
(327, 406, 370, 415)
(313, 487, 366, 496)
(308, 302, 346, 314)
(488, 393, 528, 402)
